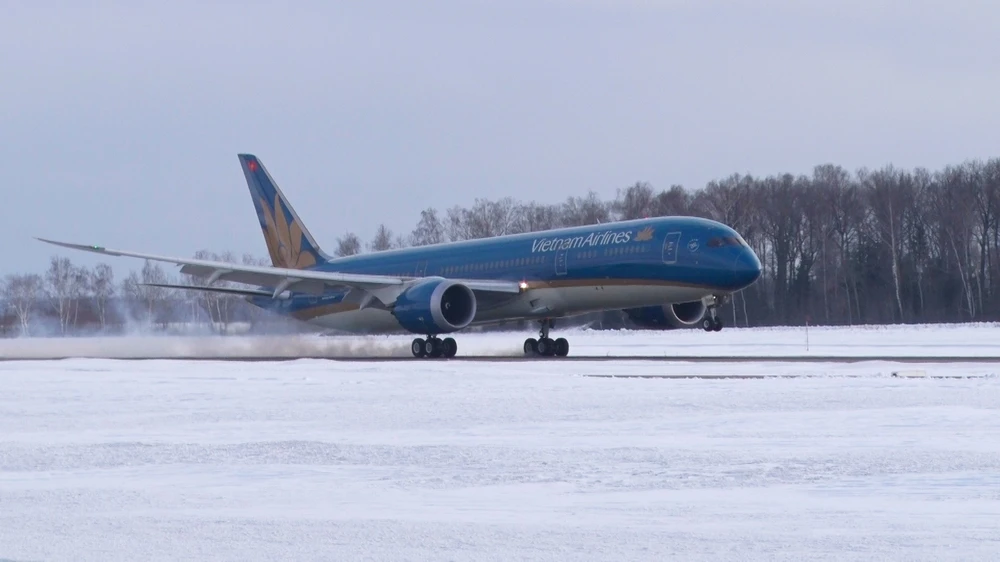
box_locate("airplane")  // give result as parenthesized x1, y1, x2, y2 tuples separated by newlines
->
(37, 154, 762, 359)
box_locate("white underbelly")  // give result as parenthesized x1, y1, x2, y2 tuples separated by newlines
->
(304, 282, 712, 334)
(476, 283, 710, 322)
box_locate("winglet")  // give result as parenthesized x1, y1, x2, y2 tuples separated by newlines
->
(36, 237, 118, 256)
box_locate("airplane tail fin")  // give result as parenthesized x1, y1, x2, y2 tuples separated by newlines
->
(238, 154, 329, 269)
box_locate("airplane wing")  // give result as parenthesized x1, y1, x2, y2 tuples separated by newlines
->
(140, 282, 277, 298)
(36, 238, 523, 304)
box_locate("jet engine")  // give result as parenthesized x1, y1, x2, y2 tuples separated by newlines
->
(622, 300, 707, 329)
(391, 278, 477, 334)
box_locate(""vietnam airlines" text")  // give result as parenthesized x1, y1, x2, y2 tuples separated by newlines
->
(530, 230, 633, 253)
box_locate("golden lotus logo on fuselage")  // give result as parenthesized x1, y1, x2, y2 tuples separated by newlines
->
(259, 194, 316, 269)
(635, 226, 654, 241)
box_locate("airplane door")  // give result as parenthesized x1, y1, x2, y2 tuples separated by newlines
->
(554, 249, 568, 276)
(415, 261, 427, 277)
(661, 232, 681, 264)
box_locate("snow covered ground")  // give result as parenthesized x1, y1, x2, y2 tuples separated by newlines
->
(1, 342, 999, 560)
(4, 321, 1000, 359)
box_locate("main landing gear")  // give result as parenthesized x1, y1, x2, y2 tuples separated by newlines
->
(411, 336, 458, 358)
(523, 319, 569, 357)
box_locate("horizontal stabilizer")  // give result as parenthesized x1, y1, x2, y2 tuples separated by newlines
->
(140, 283, 275, 298)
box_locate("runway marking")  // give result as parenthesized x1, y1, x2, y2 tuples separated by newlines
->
(3, 355, 1000, 363)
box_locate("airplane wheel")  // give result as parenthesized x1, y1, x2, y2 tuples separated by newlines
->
(442, 337, 458, 358)
(411, 338, 426, 358)
(536, 337, 554, 356)
(424, 338, 442, 358)
(712, 317, 723, 332)
(554, 338, 569, 357)
(524, 338, 538, 355)
(701, 317, 714, 332)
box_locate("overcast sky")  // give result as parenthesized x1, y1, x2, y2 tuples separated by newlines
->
(2, 0, 998, 276)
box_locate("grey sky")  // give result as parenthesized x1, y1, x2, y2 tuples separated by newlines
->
(3, 0, 998, 277)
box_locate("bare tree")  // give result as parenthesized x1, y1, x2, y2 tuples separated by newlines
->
(862, 166, 913, 322)
(121, 260, 172, 328)
(410, 208, 446, 246)
(520, 202, 561, 233)
(181, 250, 243, 333)
(90, 263, 115, 331)
(562, 191, 611, 226)
(613, 181, 655, 220)
(44, 256, 76, 334)
(651, 185, 692, 216)
(120, 270, 143, 323)
(445, 205, 473, 241)
(3, 273, 43, 335)
(335, 232, 362, 256)
(369, 224, 396, 252)
(69, 264, 90, 330)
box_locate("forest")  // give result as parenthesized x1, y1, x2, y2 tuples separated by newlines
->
(3, 156, 999, 336)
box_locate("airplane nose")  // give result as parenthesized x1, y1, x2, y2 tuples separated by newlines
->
(732, 248, 762, 288)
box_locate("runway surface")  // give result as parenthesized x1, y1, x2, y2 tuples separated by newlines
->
(5, 354, 1000, 363)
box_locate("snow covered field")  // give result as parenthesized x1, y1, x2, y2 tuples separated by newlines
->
(4, 321, 1000, 359)
(2, 340, 1000, 560)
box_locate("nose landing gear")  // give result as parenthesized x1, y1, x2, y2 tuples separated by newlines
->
(701, 294, 726, 332)
(701, 315, 723, 332)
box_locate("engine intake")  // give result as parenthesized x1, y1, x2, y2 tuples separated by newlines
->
(392, 278, 477, 334)
(623, 300, 707, 329)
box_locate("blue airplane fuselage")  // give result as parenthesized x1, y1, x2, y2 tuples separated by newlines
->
(251, 215, 761, 333)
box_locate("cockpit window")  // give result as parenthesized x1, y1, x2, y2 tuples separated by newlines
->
(707, 236, 744, 248)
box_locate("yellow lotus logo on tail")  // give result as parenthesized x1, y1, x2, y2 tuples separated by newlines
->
(259, 194, 316, 269)
(635, 226, 654, 242)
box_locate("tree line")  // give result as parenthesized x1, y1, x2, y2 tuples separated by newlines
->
(338, 156, 1000, 327)
(3, 156, 999, 336)
(0, 253, 300, 337)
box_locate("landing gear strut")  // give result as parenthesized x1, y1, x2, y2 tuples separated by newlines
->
(411, 336, 458, 358)
(524, 318, 569, 357)
(701, 295, 725, 332)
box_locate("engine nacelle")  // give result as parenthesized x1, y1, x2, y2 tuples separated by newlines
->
(623, 300, 707, 329)
(391, 278, 477, 334)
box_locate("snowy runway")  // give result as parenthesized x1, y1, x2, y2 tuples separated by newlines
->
(6, 322, 1000, 360)
(1, 351, 999, 561)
